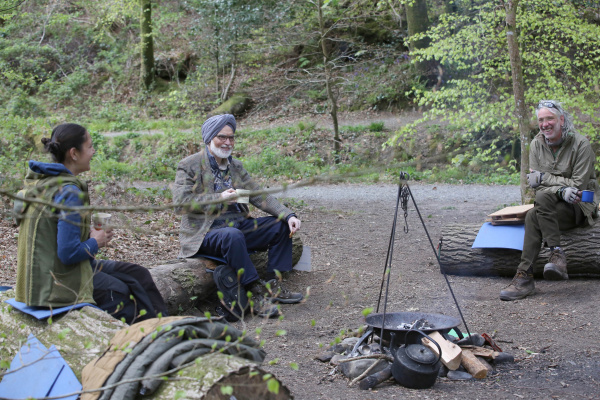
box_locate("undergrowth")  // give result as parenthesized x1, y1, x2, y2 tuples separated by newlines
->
(0, 116, 519, 203)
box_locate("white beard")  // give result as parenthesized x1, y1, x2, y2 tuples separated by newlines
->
(209, 141, 232, 159)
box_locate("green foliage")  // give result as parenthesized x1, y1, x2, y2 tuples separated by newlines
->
(392, 0, 600, 157)
(266, 378, 280, 394)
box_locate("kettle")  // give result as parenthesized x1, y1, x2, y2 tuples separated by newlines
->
(390, 329, 442, 389)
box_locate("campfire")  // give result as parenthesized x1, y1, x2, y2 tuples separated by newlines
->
(316, 321, 514, 390)
(315, 174, 514, 389)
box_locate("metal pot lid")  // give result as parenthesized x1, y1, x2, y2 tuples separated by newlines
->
(405, 344, 437, 364)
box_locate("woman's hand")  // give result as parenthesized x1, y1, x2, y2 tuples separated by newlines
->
(90, 228, 114, 248)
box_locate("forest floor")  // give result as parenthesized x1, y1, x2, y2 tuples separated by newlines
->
(1, 182, 599, 399)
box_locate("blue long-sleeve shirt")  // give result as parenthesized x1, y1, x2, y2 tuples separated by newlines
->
(28, 160, 98, 264)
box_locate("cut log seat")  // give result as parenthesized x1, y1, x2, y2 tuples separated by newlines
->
(149, 237, 304, 315)
(440, 224, 600, 278)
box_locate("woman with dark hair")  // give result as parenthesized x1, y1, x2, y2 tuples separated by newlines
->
(15, 123, 168, 324)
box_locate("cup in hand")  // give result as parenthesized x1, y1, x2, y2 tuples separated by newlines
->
(93, 213, 112, 230)
(235, 189, 251, 204)
(581, 190, 594, 203)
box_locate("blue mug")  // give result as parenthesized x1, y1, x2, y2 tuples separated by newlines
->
(581, 190, 594, 203)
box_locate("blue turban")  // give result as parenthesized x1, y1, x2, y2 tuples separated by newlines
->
(202, 114, 237, 144)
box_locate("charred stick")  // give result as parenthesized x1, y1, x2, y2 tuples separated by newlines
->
(358, 365, 393, 390)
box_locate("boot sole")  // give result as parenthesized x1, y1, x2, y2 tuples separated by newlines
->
(543, 266, 569, 281)
(267, 296, 304, 304)
(499, 291, 533, 301)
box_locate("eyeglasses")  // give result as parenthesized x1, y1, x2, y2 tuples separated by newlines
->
(216, 134, 235, 142)
(537, 101, 557, 110)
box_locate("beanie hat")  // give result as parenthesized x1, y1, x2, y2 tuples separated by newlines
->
(201, 114, 237, 144)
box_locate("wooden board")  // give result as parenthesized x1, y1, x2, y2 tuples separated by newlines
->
(421, 331, 462, 370)
(487, 204, 533, 226)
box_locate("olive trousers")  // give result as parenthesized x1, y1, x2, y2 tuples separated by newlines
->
(518, 191, 585, 272)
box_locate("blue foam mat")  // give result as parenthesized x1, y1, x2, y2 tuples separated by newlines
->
(472, 222, 525, 251)
(0, 334, 81, 399)
(4, 298, 100, 320)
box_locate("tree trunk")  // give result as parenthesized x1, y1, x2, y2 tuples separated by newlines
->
(140, 0, 155, 90)
(150, 238, 305, 316)
(405, 0, 431, 77)
(0, 293, 291, 400)
(505, 0, 532, 204)
(316, 0, 342, 163)
(440, 224, 600, 278)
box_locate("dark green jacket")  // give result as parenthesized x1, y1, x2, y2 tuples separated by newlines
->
(530, 131, 599, 226)
(15, 170, 95, 307)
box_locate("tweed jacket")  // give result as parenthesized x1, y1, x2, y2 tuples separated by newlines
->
(530, 131, 599, 226)
(173, 148, 294, 258)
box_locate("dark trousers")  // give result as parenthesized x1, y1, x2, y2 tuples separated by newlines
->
(92, 260, 168, 324)
(197, 216, 292, 286)
(518, 191, 585, 272)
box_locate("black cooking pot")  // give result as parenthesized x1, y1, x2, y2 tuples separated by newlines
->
(365, 311, 461, 344)
(390, 330, 442, 389)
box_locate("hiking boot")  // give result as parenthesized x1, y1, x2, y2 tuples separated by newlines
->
(250, 296, 280, 318)
(246, 281, 280, 318)
(248, 279, 304, 304)
(543, 248, 569, 280)
(263, 279, 304, 304)
(499, 270, 535, 301)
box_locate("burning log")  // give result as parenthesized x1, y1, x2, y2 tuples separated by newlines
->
(441, 224, 600, 278)
(149, 237, 304, 315)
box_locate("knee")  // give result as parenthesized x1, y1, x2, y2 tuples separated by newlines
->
(534, 191, 558, 207)
(278, 219, 290, 234)
(220, 227, 245, 243)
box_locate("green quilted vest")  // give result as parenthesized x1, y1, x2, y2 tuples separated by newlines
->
(15, 170, 96, 307)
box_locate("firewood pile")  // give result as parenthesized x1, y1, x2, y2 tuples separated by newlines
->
(315, 329, 514, 389)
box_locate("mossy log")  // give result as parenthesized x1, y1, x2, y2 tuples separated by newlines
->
(150, 237, 304, 315)
(0, 291, 292, 399)
(153, 354, 292, 400)
(440, 224, 600, 278)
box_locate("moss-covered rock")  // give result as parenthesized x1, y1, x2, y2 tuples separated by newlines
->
(209, 93, 252, 117)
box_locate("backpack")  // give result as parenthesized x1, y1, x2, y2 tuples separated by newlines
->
(212, 264, 250, 322)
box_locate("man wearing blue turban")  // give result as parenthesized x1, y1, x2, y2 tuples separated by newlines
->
(173, 114, 303, 318)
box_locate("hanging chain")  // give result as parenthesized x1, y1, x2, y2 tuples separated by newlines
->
(399, 172, 410, 233)
(401, 186, 409, 233)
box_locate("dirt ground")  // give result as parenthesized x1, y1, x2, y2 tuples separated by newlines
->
(247, 182, 599, 400)
(1, 182, 599, 399)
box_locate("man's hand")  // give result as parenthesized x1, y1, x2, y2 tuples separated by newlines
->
(90, 228, 114, 248)
(288, 216, 301, 236)
(220, 188, 237, 204)
(527, 170, 544, 188)
(559, 187, 581, 204)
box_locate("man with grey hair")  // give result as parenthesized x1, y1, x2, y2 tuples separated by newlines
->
(500, 100, 599, 301)
(173, 114, 303, 318)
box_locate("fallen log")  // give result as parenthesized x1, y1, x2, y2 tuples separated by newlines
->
(0, 291, 292, 400)
(150, 237, 304, 315)
(440, 224, 600, 278)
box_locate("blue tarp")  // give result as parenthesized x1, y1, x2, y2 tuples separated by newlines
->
(472, 222, 525, 251)
(4, 298, 100, 320)
(0, 334, 81, 400)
